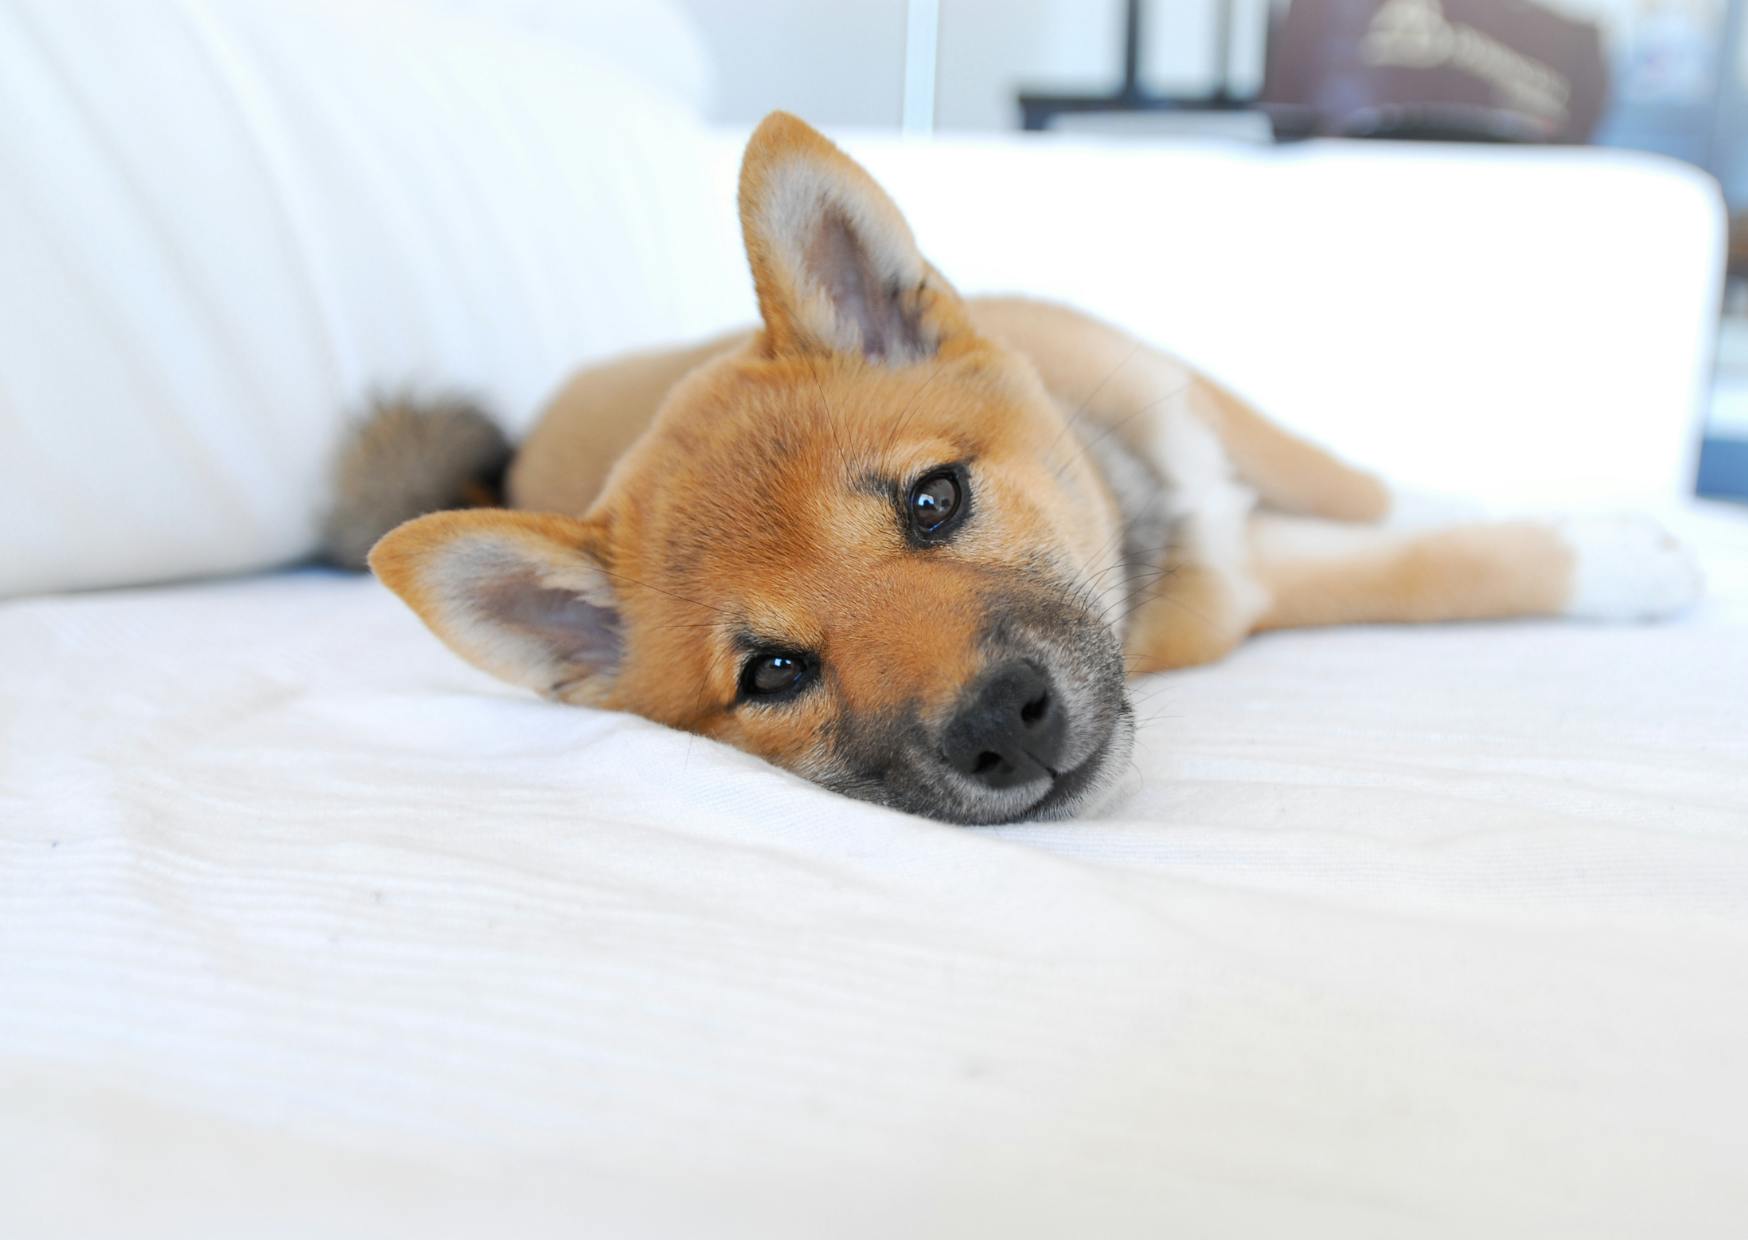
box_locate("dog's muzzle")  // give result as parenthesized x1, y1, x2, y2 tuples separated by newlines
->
(825, 606, 1133, 825)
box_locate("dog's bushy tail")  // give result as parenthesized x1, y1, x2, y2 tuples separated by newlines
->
(320, 393, 512, 570)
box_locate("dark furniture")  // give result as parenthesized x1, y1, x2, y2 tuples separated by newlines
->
(1018, 0, 1255, 132)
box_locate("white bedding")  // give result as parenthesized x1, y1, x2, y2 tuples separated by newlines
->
(5, 503, 1746, 1239)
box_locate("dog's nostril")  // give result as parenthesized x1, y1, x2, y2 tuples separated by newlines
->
(971, 751, 1005, 776)
(942, 662, 1065, 792)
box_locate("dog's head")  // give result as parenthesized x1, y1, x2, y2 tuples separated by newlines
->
(373, 113, 1134, 823)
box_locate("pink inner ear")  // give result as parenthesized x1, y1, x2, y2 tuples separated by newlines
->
(480, 567, 622, 677)
(803, 206, 928, 362)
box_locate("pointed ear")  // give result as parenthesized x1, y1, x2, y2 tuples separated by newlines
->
(738, 111, 975, 364)
(369, 510, 622, 705)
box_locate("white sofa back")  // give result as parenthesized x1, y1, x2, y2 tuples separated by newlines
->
(0, 1, 1724, 597)
(815, 133, 1724, 514)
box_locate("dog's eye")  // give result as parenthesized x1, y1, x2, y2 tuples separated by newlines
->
(740, 651, 813, 700)
(908, 467, 965, 541)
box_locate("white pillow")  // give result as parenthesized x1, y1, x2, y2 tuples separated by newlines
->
(0, 0, 748, 597)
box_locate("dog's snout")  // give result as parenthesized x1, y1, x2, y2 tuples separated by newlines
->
(941, 661, 1067, 790)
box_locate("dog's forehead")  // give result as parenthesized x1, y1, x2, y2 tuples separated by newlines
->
(640, 373, 949, 530)
(671, 447, 902, 589)
(606, 348, 1086, 625)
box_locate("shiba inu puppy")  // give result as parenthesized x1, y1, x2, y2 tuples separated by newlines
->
(341, 112, 1701, 824)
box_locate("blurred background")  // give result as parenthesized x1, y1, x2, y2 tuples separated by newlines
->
(3, 0, 1741, 596)
(674, 0, 1748, 500)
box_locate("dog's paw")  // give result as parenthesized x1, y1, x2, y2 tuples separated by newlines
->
(1556, 514, 1703, 621)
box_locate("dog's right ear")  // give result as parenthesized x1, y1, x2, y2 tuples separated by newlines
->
(369, 510, 622, 705)
(738, 111, 976, 365)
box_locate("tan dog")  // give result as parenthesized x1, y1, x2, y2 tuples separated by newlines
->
(341, 112, 1701, 824)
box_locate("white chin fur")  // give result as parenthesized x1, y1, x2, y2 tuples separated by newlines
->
(1557, 514, 1704, 621)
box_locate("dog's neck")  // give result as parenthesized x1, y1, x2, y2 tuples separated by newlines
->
(1079, 429, 1177, 638)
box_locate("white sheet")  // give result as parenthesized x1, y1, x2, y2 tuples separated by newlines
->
(4, 503, 1747, 1239)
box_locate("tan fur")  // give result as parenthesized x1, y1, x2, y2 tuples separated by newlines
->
(367, 111, 1691, 822)
(508, 332, 749, 517)
(1125, 561, 1254, 671)
(1250, 516, 1572, 631)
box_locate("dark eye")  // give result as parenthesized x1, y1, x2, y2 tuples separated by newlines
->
(908, 467, 966, 541)
(739, 651, 813, 701)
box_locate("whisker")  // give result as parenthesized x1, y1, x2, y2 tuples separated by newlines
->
(1125, 585, 1217, 630)
(1050, 378, 1194, 485)
(803, 352, 854, 473)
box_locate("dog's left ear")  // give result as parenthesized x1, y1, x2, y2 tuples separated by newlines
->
(738, 111, 976, 365)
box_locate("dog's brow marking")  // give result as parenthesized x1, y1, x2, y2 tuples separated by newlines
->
(853, 471, 898, 499)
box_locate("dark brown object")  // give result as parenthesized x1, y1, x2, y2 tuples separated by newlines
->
(1728, 213, 1748, 277)
(1018, 0, 1256, 131)
(1263, 0, 1608, 142)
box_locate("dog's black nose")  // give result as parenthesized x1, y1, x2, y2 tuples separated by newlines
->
(942, 661, 1067, 790)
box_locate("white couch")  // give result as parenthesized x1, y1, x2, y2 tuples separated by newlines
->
(4, 3, 1746, 1237)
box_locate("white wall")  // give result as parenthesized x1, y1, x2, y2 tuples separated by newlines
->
(670, 0, 908, 127)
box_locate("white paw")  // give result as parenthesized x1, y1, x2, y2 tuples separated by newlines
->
(1557, 514, 1703, 621)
